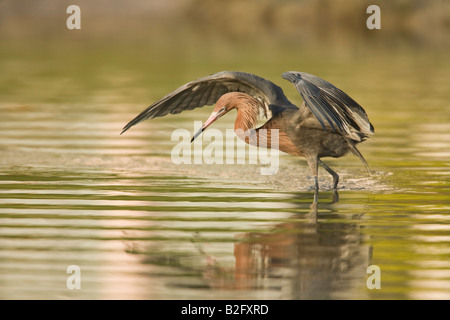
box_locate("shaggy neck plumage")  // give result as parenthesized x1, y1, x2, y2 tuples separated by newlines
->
(232, 95, 261, 133)
(216, 92, 267, 147)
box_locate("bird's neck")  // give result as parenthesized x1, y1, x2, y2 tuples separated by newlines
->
(235, 124, 281, 152)
(236, 115, 303, 157)
(234, 102, 260, 133)
(234, 105, 272, 149)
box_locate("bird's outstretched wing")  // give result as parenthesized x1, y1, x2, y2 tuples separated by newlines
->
(122, 71, 297, 134)
(282, 71, 374, 142)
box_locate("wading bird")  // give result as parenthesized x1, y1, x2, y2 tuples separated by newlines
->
(122, 71, 374, 193)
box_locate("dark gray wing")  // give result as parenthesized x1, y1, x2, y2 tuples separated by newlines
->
(282, 71, 374, 141)
(122, 71, 297, 134)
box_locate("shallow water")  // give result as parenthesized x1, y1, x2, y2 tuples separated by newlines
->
(1, 41, 450, 299)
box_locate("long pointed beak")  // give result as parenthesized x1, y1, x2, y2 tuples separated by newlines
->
(191, 110, 225, 142)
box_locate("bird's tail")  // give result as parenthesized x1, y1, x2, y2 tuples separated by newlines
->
(344, 137, 372, 175)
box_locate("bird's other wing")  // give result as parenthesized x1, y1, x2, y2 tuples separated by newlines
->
(282, 71, 374, 142)
(121, 71, 297, 134)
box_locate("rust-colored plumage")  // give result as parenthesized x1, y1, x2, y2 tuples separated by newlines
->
(122, 71, 374, 194)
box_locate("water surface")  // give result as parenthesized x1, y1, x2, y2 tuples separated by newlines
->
(1, 42, 449, 300)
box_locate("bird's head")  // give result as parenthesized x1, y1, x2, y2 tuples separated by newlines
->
(190, 93, 237, 142)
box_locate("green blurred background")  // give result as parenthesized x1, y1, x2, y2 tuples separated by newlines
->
(1, 0, 448, 105)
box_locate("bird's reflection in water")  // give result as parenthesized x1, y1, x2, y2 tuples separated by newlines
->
(132, 191, 371, 299)
(200, 194, 370, 299)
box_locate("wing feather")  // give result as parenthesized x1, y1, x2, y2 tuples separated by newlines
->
(282, 71, 374, 141)
(121, 71, 296, 134)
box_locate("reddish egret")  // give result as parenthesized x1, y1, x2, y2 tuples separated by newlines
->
(122, 71, 374, 192)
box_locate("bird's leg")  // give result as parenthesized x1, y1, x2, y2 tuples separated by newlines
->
(306, 156, 319, 202)
(319, 160, 339, 189)
(313, 184, 319, 203)
(319, 160, 339, 202)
